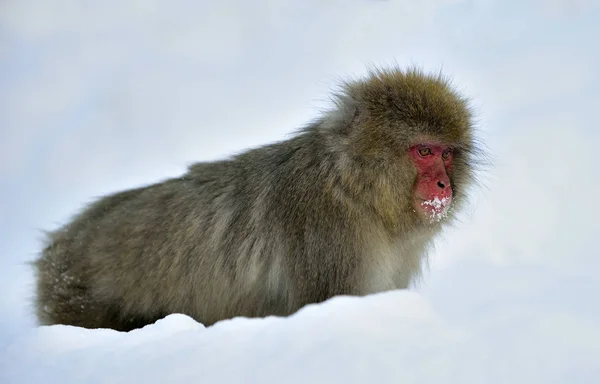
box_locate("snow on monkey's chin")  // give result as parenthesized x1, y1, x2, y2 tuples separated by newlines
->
(416, 196, 452, 223)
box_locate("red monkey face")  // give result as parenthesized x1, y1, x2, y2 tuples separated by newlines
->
(408, 143, 454, 223)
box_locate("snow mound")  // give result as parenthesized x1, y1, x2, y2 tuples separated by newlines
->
(2, 290, 599, 384)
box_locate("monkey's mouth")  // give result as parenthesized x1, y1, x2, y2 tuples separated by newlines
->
(414, 196, 452, 223)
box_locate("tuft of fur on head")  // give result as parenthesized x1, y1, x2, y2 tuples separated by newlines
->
(317, 66, 482, 231)
(330, 67, 475, 148)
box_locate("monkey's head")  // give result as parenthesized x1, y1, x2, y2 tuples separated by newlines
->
(323, 67, 478, 228)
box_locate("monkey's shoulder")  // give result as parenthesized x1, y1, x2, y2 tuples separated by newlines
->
(186, 159, 237, 182)
(186, 138, 309, 182)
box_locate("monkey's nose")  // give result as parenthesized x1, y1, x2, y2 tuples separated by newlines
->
(435, 176, 452, 197)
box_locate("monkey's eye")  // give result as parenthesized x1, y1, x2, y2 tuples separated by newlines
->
(441, 148, 453, 160)
(418, 147, 432, 157)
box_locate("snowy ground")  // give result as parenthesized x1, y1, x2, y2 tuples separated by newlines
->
(2, 1, 600, 383)
(3, 280, 600, 383)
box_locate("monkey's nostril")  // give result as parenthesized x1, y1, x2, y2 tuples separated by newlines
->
(437, 181, 445, 189)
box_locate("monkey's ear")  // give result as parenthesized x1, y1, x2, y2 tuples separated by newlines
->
(329, 97, 362, 136)
(347, 105, 361, 127)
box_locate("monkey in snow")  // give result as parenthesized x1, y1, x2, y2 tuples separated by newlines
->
(34, 67, 481, 331)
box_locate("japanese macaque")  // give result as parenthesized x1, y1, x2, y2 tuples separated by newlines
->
(34, 67, 480, 331)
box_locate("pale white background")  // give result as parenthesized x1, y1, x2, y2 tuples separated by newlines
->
(1, 1, 600, 380)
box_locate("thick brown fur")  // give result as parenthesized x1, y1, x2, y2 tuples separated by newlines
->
(34, 67, 479, 331)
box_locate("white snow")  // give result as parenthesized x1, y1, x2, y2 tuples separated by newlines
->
(2, 288, 600, 384)
(421, 196, 451, 222)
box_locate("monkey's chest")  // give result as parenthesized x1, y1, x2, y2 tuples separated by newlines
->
(360, 238, 426, 295)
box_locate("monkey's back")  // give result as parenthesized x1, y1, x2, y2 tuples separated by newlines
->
(35, 141, 312, 330)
